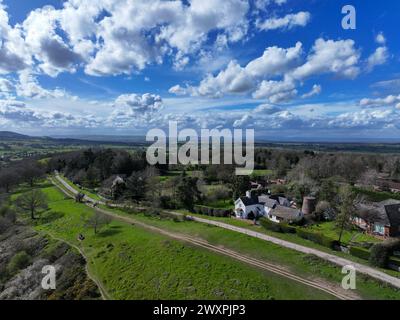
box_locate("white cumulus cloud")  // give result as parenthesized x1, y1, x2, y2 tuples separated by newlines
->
(257, 11, 311, 31)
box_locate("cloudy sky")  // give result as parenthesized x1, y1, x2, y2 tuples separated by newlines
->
(0, 0, 400, 140)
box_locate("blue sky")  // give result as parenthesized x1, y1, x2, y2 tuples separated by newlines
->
(0, 0, 400, 141)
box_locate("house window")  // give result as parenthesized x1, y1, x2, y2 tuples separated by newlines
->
(374, 224, 385, 235)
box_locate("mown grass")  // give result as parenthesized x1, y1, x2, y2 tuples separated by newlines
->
(31, 186, 335, 300)
(306, 221, 380, 245)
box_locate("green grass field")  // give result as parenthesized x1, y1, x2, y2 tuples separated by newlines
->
(30, 186, 337, 300)
(101, 207, 400, 300)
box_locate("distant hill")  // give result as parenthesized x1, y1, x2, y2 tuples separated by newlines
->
(51, 134, 147, 143)
(0, 131, 144, 146)
(0, 131, 32, 140)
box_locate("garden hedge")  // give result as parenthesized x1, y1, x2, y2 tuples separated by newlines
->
(193, 205, 231, 217)
(259, 218, 296, 234)
(349, 246, 371, 260)
(369, 239, 400, 268)
(296, 228, 338, 249)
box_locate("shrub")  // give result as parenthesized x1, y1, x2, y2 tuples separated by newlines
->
(194, 205, 231, 217)
(259, 218, 296, 234)
(280, 223, 297, 234)
(260, 218, 282, 232)
(369, 244, 389, 268)
(159, 195, 176, 209)
(388, 256, 400, 268)
(297, 228, 338, 249)
(369, 239, 400, 268)
(349, 246, 370, 260)
(0, 216, 12, 233)
(7, 251, 31, 274)
(213, 208, 231, 217)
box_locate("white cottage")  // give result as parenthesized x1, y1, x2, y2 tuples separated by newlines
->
(235, 192, 303, 223)
(234, 191, 264, 219)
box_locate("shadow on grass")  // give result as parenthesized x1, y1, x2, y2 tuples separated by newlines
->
(39, 211, 65, 224)
(98, 228, 122, 237)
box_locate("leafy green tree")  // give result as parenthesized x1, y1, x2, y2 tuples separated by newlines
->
(230, 175, 250, 200)
(319, 179, 337, 203)
(85, 166, 101, 188)
(176, 176, 201, 211)
(126, 171, 147, 203)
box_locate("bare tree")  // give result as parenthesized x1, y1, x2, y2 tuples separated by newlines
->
(84, 211, 112, 234)
(0, 170, 20, 193)
(358, 169, 379, 187)
(15, 190, 48, 220)
(336, 185, 359, 244)
(18, 161, 45, 187)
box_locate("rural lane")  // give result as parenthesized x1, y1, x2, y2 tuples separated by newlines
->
(185, 215, 400, 289)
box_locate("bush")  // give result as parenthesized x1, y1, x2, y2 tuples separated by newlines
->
(369, 244, 389, 268)
(0, 216, 12, 233)
(388, 256, 400, 268)
(260, 218, 281, 232)
(213, 208, 231, 217)
(369, 239, 400, 268)
(7, 251, 31, 274)
(193, 205, 231, 217)
(159, 196, 176, 209)
(280, 223, 297, 234)
(259, 218, 296, 234)
(297, 228, 338, 249)
(349, 246, 370, 260)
